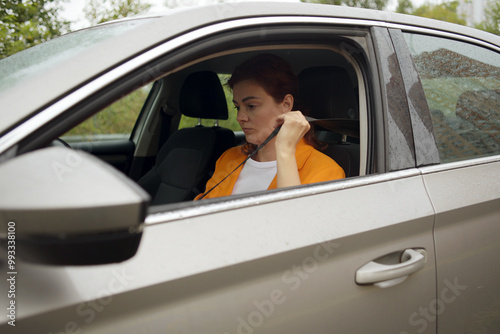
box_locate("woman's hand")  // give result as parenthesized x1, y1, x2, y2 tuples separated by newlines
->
(274, 110, 311, 156)
(274, 110, 310, 189)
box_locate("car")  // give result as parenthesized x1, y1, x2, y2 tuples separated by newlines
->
(0, 2, 499, 333)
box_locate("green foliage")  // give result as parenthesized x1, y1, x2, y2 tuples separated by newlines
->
(85, 0, 152, 25)
(396, 0, 466, 25)
(64, 84, 153, 140)
(0, 0, 70, 59)
(411, 1, 466, 25)
(300, 0, 389, 11)
(395, 0, 414, 14)
(476, 0, 500, 35)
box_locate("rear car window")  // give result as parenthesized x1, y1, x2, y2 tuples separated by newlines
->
(404, 33, 500, 163)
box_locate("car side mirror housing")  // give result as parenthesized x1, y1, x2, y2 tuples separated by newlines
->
(0, 147, 150, 265)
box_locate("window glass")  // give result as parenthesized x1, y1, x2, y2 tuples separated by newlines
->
(178, 74, 241, 131)
(0, 19, 151, 94)
(404, 33, 500, 163)
(62, 83, 154, 143)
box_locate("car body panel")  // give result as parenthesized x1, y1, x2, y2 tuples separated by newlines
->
(421, 158, 500, 333)
(5, 170, 437, 333)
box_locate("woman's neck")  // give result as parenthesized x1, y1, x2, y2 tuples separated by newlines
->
(254, 138, 277, 162)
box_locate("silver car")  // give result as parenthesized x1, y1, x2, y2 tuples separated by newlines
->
(0, 2, 499, 333)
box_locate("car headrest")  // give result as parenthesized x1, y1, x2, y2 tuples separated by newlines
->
(179, 71, 229, 120)
(298, 66, 358, 120)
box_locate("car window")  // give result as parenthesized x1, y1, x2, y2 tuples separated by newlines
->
(135, 44, 364, 205)
(404, 33, 500, 163)
(62, 83, 154, 143)
(178, 73, 241, 132)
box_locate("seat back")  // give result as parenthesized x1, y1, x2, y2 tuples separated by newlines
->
(139, 71, 235, 205)
(298, 66, 360, 177)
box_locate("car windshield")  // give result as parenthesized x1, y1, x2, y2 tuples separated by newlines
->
(0, 19, 152, 95)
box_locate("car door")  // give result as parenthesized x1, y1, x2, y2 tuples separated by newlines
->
(402, 31, 500, 333)
(4, 18, 437, 334)
(10, 174, 437, 334)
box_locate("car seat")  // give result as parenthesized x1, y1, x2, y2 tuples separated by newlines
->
(138, 71, 235, 205)
(298, 66, 360, 177)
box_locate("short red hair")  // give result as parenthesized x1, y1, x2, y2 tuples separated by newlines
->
(228, 53, 319, 153)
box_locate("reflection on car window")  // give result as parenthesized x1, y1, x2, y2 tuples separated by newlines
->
(0, 19, 152, 94)
(178, 74, 241, 131)
(62, 83, 153, 143)
(404, 33, 500, 163)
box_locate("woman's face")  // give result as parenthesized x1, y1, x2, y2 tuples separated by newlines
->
(233, 80, 289, 146)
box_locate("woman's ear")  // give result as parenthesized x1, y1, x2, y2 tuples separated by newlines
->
(282, 94, 294, 113)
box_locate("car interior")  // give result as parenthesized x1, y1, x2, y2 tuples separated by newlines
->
(57, 45, 365, 206)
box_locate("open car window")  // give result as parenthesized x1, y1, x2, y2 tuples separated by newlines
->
(41, 27, 370, 207)
(132, 44, 366, 206)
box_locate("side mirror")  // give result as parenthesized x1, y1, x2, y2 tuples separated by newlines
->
(0, 147, 150, 265)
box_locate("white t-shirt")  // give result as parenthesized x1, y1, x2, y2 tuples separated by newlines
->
(231, 158, 277, 195)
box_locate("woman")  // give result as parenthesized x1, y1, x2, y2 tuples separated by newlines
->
(195, 54, 345, 200)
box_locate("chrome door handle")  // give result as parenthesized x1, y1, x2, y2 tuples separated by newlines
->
(356, 249, 427, 285)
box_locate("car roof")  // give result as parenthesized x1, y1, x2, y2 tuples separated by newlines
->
(1, 1, 499, 135)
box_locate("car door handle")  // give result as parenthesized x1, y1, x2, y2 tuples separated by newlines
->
(355, 249, 427, 285)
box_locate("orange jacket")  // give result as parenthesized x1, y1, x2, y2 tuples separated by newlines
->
(195, 139, 345, 200)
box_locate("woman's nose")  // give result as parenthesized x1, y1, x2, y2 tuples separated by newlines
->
(236, 109, 248, 123)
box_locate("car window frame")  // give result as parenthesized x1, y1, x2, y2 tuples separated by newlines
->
(6, 17, 422, 210)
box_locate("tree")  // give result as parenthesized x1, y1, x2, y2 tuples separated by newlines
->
(406, 1, 466, 25)
(476, 0, 500, 35)
(395, 0, 413, 15)
(85, 0, 152, 26)
(0, 0, 70, 59)
(301, 0, 389, 11)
